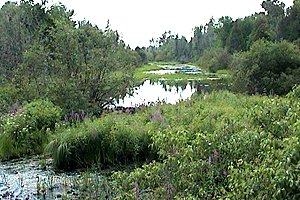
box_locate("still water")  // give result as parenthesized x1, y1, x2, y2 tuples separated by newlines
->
(116, 80, 199, 107)
(145, 64, 203, 75)
(115, 64, 228, 107)
(115, 79, 228, 107)
(0, 71, 229, 199)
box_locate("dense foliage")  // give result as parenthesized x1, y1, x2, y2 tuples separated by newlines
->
(0, 0, 141, 115)
(197, 48, 232, 73)
(109, 88, 300, 199)
(232, 40, 300, 95)
(0, 1, 299, 199)
(32, 88, 299, 199)
(0, 99, 61, 160)
(144, 0, 294, 63)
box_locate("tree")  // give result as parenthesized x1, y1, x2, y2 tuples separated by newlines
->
(0, 2, 24, 78)
(0, 0, 51, 79)
(176, 36, 190, 63)
(135, 47, 147, 64)
(262, 0, 285, 18)
(249, 14, 272, 43)
(191, 26, 204, 57)
(261, 0, 285, 40)
(226, 17, 254, 52)
(215, 16, 233, 48)
(0, 1, 140, 114)
(279, 0, 300, 41)
(197, 48, 232, 72)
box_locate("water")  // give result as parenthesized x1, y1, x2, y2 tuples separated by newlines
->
(114, 64, 228, 107)
(145, 69, 178, 75)
(0, 157, 82, 199)
(0, 157, 43, 199)
(115, 80, 196, 107)
(115, 79, 228, 107)
(146, 64, 203, 75)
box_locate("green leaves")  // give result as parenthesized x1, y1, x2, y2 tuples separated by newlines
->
(0, 99, 62, 160)
(0, 1, 140, 115)
(108, 91, 300, 199)
(232, 40, 300, 95)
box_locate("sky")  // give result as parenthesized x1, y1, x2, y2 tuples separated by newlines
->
(0, 0, 294, 48)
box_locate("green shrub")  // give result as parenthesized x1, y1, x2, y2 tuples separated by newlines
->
(23, 99, 62, 130)
(25, 91, 299, 199)
(111, 91, 251, 199)
(287, 85, 300, 99)
(47, 112, 159, 170)
(232, 40, 300, 95)
(109, 91, 300, 199)
(0, 99, 62, 160)
(197, 48, 232, 73)
(225, 96, 300, 199)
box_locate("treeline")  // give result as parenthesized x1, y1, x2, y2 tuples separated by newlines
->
(141, 0, 299, 62)
(137, 0, 300, 95)
(0, 0, 141, 115)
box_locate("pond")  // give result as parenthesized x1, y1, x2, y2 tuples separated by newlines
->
(115, 64, 229, 107)
(115, 79, 229, 107)
(0, 65, 230, 199)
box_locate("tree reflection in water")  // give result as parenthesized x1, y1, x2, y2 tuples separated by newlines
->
(115, 79, 229, 107)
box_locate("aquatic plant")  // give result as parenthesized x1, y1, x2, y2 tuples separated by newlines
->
(47, 112, 159, 170)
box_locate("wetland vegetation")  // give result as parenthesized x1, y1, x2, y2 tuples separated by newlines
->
(0, 0, 300, 199)
(133, 63, 231, 82)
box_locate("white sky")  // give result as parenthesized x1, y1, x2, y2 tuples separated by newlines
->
(0, 0, 294, 48)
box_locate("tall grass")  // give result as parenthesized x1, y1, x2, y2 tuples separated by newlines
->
(46, 112, 161, 170)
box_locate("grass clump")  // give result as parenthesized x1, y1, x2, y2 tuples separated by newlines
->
(47, 112, 160, 170)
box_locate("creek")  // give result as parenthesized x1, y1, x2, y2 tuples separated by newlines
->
(0, 65, 230, 199)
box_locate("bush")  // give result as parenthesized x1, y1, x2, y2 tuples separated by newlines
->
(227, 96, 300, 199)
(47, 112, 159, 170)
(232, 40, 300, 95)
(0, 99, 62, 160)
(287, 85, 300, 99)
(109, 91, 300, 199)
(23, 99, 62, 130)
(28, 91, 299, 199)
(197, 48, 232, 73)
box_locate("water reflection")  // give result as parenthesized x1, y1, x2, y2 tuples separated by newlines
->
(115, 79, 228, 107)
